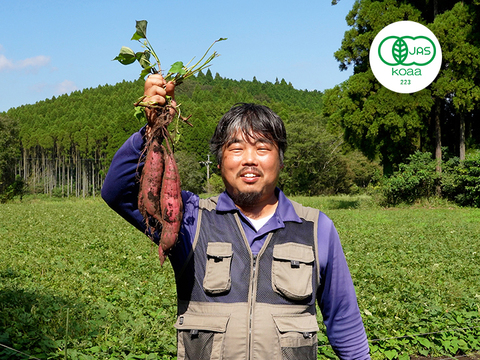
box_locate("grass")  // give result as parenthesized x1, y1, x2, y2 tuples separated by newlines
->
(0, 197, 177, 359)
(326, 207, 480, 358)
(0, 195, 479, 359)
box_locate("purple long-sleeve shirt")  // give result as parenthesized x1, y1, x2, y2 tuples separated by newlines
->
(101, 127, 370, 359)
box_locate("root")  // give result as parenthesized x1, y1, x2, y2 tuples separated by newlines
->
(136, 101, 190, 252)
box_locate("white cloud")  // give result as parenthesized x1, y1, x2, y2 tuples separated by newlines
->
(18, 55, 51, 69)
(0, 54, 14, 71)
(28, 80, 78, 97)
(0, 52, 51, 73)
(55, 80, 78, 95)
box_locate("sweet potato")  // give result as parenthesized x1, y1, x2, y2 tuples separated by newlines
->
(138, 137, 164, 236)
(158, 146, 183, 265)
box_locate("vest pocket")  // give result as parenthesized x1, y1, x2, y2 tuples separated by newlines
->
(272, 243, 315, 300)
(272, 313, 319, 360)
(175, 313, 230, 360)
(203, 242, 233, 295)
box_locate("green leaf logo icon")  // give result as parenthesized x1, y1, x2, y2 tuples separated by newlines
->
(378, 36, 436, 66)
(392, 38, 408, 64)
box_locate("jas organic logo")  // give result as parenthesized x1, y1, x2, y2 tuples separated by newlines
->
(378, 36, 436, 66)
(370, 21, 442, 94)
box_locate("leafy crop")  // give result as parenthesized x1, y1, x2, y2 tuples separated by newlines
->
(0, 198, 479, 359)
(0, 199, 178, 359)
(113, 20, 226, 143)
(325, 206, 480, 359)
(114, 20, 226, 85)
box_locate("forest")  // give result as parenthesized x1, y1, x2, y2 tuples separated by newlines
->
(0, 70, 381, 200)
(1, 0, 480, 207)
(325, 0, 480, 175)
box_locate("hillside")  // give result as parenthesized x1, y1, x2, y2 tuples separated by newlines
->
(6, 72, 323, 162)
(1, 71, 377, 197)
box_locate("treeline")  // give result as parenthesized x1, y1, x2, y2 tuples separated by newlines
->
(320, 0, 480, 207)
(326, 0, 480, 175)
(3, 47, 479, 206)
(0, 70, 380, 200)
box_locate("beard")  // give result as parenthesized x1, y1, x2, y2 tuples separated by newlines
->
(229, 189, 263, 208)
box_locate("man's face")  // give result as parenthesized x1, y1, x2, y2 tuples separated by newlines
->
(219, 131, 282, 208)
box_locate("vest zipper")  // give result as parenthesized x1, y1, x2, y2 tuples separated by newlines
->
(248, 254, 257, 359)
(233, 213, 274, 359)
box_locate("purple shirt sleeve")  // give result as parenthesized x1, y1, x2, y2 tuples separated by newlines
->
(101, 127, 156, 240)
(317, 212, 370, 359)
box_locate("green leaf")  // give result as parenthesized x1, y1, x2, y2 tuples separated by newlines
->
(419, 348, 429, 356)
(458, 339, 468, 351)
(168, 61, 185, 74)
(136, 51, 151, 69)
(441, 339, 451, 350)
(140, 67, 154, 79)
(131, 20, 148, 40)
(384, 350, 398, 360)
(392, 38, 408, 65)
(113, 46, 136, 65)
(134, 106, 146, 123)
(418, 337, 431, 348)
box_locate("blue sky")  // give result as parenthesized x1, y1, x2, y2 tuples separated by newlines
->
(0, 0, 356, 113)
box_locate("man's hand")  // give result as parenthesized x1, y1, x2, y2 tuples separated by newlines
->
(144, 74, 176, 126)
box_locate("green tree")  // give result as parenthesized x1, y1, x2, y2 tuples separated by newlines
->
(280, 113, 350, 195)
(430, 2, 480, 161)
(174, 150, 205, 194)
(326, 0, 480, 177)
(6, 73, 331, 196)
(0, 114, 20, 194)
(382, 151, 438, 205)
(324, 0, 432, 175)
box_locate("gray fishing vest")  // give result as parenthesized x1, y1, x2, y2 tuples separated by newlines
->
(174, 196, 321, 360)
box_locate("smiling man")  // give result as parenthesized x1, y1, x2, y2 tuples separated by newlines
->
(210, 103, 284, 219)
(102, 74, 370, 359)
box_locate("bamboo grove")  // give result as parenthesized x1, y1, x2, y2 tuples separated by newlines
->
(3, 79, 145, 198)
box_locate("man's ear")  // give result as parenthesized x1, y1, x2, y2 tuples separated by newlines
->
(217, 164, 221, 169)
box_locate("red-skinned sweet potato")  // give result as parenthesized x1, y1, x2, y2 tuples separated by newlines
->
(138, 137, 164, 236)
(158, 146, 183, 265)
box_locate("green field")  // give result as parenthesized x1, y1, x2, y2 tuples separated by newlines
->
(1, 196, 479, 359)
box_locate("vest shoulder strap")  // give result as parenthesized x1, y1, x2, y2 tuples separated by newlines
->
(289, 199, 320, 222)
(198, 196, 219, 211)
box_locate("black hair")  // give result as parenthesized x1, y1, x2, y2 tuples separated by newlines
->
(209, 103, 287, 165)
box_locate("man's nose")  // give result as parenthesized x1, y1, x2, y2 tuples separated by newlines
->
(241, 148, 258, 166)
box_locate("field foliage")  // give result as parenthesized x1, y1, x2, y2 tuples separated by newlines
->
(0, 196, 479, 359)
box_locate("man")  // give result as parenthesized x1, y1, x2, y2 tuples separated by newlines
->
(102, 74, 370, 359)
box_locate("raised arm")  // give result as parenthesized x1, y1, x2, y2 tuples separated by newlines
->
(101, 74, 176, 244)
